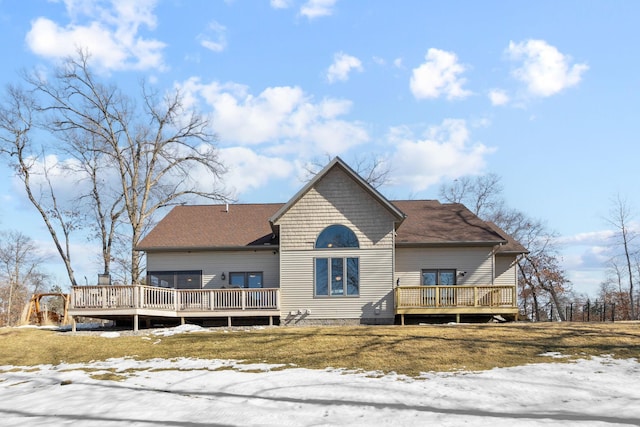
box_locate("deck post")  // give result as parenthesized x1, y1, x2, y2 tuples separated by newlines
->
(401, 313, 405, 326)
(269, 316, 273, 326)
(456, 313, 460, 323)
(134, 286, 140, 308)
(227, 316, 232, 327)
(71, 316, 76, 332)
(180, 317, 185, 325)
(133, 314, 139, 332)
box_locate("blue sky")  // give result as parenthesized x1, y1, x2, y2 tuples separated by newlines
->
(0, 0, 638, 296)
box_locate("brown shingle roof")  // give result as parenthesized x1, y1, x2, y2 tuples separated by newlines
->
(136, 203, 282, 250)
(137, 200, 526, 252)
(393, 200, 507, 245)
(486, 221, 529, 254)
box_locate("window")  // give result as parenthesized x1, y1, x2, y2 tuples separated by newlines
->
(147, 271, 202, 289)
(421, 269, 456, 286)
(316, 224, 359, 249)
(315, 257, 359, 296)
(229, 272, 263, 288)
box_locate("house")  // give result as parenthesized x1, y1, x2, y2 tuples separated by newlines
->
(68, 157, 527, 330)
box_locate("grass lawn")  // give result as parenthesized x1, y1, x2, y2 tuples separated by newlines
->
(1, 322, 639, 376)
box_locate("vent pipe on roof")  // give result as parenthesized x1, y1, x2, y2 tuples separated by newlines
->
(225, 203, 229, 213)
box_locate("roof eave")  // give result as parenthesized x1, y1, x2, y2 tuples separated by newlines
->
(136, 244, 280, 252)
(395, 240, 507, 248)
(497, 249, 530, 255)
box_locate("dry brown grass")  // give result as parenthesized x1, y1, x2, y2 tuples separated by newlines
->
(1, 323, 639, 376)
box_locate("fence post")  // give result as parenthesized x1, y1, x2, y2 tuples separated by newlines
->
(569, 303, 573, 322)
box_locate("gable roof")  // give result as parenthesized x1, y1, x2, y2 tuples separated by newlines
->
(136, 200, 527, 252)
(136, 157, 526, 253)
(392, 200, 508, 246)
(269, 156, 406, 227)
(136, 203, 281, 251)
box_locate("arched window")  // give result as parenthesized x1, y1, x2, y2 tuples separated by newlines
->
(315, 224, 359, 249)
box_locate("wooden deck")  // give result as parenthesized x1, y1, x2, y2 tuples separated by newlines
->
(69, 285, 280, 330)
(395, 285, 518, 323)
(69, 284, 518, 329)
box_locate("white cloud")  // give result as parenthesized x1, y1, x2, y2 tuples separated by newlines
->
(507, 39, 588, 97)
(488, 89, 509, 106)
(300, 0, 337, 19)
(198, 21, 227, 53)
(326, 52, 363, 83)
(556, 229, 616, 246)
(218, 147, 294, 194)
(176, 77, 369, 156)
(25, 0, 165, 71)
(410, 48, 471, 100)
(270, 0, 293, 8)
(390, 119, 495, 191)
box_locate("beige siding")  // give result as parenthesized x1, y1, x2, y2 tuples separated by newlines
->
(146, 250, 280, 289)
(495, 255, 518, 287)
(275, 167, 398, 322)
(275, 168, 397, 250)
(279, 248, 394, 320)
(395, 247, 495, 286)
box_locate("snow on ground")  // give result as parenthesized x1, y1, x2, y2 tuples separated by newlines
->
(1, 326, 639, 426)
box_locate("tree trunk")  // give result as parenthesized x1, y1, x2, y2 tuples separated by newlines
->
(622, 229, 635, 319)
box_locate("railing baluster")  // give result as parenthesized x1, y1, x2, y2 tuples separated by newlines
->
(70, 285, 281, 313)
(395, 285, 517, 310)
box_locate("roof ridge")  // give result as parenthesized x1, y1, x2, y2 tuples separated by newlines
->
(176, 202, 286, 207)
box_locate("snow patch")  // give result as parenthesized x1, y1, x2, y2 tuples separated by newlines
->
(1, 356, 638, 426)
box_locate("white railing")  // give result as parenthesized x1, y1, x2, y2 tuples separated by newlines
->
(395, 285, 516, 309)
(71, 285, 280, 312)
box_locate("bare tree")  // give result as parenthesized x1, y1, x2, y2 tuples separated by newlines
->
(0, 50, 228, 285)
(303, 154, 392, 189)
(0, 85, 80, 286)
(439, 174, 572, 320)
(439, 173, 504, 219)
(606, 194, 637, 319)
(0, 231, 49, 326)
(64, 129, 125, 279)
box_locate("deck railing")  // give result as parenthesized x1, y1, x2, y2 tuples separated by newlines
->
(395, 285, 516, 310)
(71, 285, 280, 312)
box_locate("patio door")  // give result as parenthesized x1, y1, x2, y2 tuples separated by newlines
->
(229, 272, 263, 288)
(422, 269, 457, 306)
